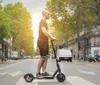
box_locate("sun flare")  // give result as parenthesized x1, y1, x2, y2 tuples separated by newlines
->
(32, 12, 41, 51)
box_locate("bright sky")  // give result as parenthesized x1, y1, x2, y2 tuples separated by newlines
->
(32, 12, 42, 51)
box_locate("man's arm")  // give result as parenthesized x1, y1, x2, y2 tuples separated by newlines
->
(42, 27, 56, 40)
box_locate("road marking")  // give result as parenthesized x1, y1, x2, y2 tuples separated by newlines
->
(0, 72, 7, 75)
(67, 76, 96, 85)
(16, 76, 66, 85)
(16, 77, 38, 85)
(0, 71, 23, 76)
(0, 60, 25, 70)
(10, 71, 22, 76)
(31, 78, 58, 83)
(78, 69, 95, 75)
(16, 75, 96, 85)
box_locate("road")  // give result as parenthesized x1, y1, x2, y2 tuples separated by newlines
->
(0, 59, 100, 85)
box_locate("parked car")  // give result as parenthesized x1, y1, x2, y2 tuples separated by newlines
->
(11, 51, 19, 60)
(57, 48, 72, 62)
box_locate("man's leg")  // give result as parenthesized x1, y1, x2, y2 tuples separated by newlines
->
(37, 57, 45, 73)
(42, 57, 48, 73)
(37, 41, 49, 76)
(42, 56, 50, 76)
(42, 43, 49, 73)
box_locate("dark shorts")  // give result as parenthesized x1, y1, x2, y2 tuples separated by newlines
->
(37, 40, 49, 56)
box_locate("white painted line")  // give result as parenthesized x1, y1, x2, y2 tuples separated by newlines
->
(16, 76, 97, 85)
(10, 71, 22, 76)
(16, 72, 66, 85)
(0, 71, 23, 76)
(16, 77, 38, 85)
(78, 69, 95, 75)
(67, 76, 96, 85)
(33, 78, 58, 82)
(16, 76, 66, 85)
(0, 72, 7, 75)
(0, 60, 25, 70)
(30, 73, 57, 82)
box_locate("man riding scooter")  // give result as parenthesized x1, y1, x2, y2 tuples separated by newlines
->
(36, 10, 56, 78)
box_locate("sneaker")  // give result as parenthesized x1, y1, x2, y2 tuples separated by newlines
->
(42, 72, 50, 76)
(36, 73, 43, 79)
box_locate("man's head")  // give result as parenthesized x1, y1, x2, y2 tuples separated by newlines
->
(42, 10, 50, 20)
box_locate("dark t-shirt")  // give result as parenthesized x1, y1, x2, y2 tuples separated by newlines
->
(38, 19, 48, 43)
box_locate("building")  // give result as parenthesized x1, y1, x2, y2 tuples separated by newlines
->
(0, 38, 10, 61)
(67, 27, 100, 60)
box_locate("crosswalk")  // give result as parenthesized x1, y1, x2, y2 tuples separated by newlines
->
(0, 72, 97, 85)
(0, 71, 23, 76)
(0, 69, 97, 85)
(16, 75, 97, 85)
(67, 76, 96, 85)
(0, 59, 98, 85)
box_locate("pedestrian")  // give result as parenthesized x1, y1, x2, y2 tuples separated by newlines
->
(36, 10, 56, 78)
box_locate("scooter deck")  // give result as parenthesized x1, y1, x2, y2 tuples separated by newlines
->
(43, 76, 54, 79)
(35, 76, 54, 79)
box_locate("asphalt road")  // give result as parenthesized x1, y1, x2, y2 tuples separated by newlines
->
(0, 59, 100, 85)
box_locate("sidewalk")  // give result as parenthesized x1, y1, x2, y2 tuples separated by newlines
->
(0, 59, 12, 64)
(73, 59, 100, 67)
(0, 60, 8, 64)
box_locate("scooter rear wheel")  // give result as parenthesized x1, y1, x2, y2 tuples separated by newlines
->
(24, 73, 34, 83)
(56, 73, 66, 82)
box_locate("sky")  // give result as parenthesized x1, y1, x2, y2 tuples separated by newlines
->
(1, 0, 47, 14)
(1, 0, 48, 51)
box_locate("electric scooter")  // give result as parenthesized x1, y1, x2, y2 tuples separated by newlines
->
(24, 40, 66, 83)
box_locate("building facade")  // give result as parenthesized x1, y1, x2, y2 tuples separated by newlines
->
(0, 38, 10, 60)
(67, 28, 100, 60)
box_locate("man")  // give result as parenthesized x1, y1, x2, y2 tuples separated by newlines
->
(36, 10, 56, 78)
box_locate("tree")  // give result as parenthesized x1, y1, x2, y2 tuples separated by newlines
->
(46, 0, 100, 44)
(0, 2, 34, 55)
(46, 0, 74, 44)
(0, 0, 2, 3)
(46, 0, 100, 60)
(0, 4, 12, 38)
(10, 2, 34, 55)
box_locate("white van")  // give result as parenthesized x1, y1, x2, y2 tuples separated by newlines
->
(11, 51, 19, 60)
(57, 48, 72, 62)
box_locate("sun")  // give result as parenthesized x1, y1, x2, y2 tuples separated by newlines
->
(32, 12, 42, 51)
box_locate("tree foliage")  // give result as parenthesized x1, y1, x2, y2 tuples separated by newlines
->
(0, 4, 12, 38)
(0, 2, 34, 55)
(46, 0, 100, 43)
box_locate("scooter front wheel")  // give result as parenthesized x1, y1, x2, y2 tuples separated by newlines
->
(56, 73, 66, 82)
(24, 73, 34, 83)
